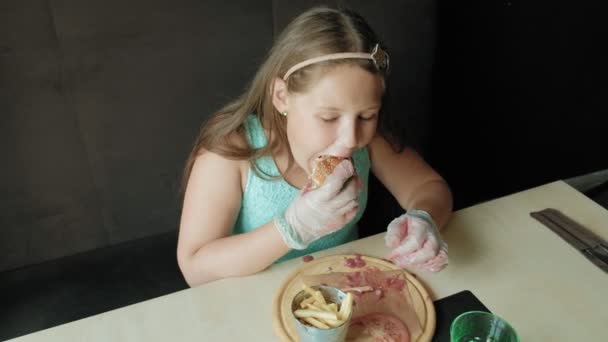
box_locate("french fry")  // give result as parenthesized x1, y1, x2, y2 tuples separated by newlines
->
(296, 285, 351, 329)
(308, 302, 336, 312)
(299, 296, 316, 308)
(303, 317, 330, 329)
(294, 309, 338, 321)
(338, 292, 353, 321)
(304, 303, 344, 327)
(301, 285, 326, 305)
(304, 303, 324, 311)
(313, 291, 327, 305)
(341, 285, 374, 293)
(318, 317, 344, 328)
(302, 284, 318, 297)
(305, 304, 343, 325)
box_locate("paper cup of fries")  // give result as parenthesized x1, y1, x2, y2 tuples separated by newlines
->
(291, 285, 354, 342)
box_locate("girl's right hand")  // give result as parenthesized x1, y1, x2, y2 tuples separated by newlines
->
(274, 160, 361, 249)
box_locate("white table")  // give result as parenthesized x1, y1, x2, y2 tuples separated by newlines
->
(10, 181, 608, 341)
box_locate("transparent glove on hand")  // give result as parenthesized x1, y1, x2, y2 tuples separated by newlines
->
(385, 210, 448, 272)
(274, 160, 361, 250)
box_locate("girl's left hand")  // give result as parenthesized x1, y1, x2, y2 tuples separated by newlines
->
(385, 210, 448, 272)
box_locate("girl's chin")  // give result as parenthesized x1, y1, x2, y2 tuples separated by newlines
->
(288, 159, 312, 176)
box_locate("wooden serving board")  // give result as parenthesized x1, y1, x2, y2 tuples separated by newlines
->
(272, 254, 436, 341)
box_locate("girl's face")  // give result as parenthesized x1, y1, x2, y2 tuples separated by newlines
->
(276, 65, 384, 174)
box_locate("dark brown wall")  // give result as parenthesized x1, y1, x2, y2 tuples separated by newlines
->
(429, 1, 608, 208)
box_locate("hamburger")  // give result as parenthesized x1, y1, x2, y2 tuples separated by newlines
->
(309, 155, 353, 190)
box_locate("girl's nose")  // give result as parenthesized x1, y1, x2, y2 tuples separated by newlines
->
(337, 120, 358, 149)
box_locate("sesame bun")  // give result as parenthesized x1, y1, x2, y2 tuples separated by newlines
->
(309, 155, 351, 189)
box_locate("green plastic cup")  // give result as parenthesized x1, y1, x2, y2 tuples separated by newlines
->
(450, 311, 519, 342)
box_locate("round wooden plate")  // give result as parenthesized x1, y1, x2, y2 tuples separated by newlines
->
(272, 254, 436, 341)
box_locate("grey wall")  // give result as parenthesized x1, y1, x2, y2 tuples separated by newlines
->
(1, 0, 437, 271)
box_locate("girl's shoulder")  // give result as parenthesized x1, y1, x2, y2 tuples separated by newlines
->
(193, 131, 251, 193)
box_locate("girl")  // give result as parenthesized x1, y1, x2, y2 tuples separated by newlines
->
(177, 6, 452, 287)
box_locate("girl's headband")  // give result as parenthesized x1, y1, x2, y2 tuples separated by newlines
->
(282, 43, 389, 80)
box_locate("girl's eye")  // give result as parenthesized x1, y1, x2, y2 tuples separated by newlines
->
(360, 114, 377, 121)
(320, 117, 338, 122)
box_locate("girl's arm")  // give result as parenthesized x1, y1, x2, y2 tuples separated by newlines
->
(177, 151, 290, 287)
(368, 135, 453, 228)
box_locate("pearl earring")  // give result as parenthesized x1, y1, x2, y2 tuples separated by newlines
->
(281, 111, 288, 116)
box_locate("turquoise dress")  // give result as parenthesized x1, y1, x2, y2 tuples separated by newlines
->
(232, 115, 371, 263)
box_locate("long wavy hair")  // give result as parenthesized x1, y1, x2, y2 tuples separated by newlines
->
(182, 6, 396, 191)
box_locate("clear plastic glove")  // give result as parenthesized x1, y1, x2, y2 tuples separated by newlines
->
(274, 160, 361, 250)
(385, 210, 448, 272)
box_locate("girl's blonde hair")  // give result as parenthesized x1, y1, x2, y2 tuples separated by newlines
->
(182, 6, 394, 191)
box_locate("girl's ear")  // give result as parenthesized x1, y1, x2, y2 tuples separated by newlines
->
(271, 77, 289, 113)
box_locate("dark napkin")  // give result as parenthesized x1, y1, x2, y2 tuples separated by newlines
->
(431, 290, 491, 342)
